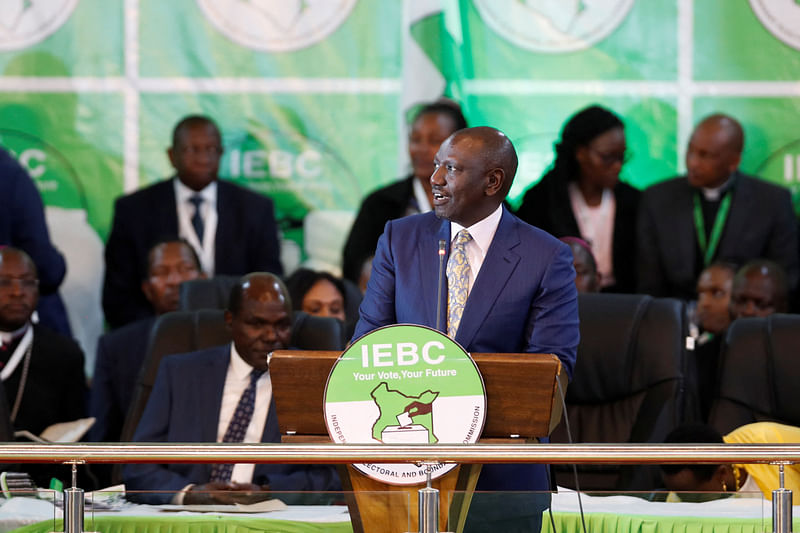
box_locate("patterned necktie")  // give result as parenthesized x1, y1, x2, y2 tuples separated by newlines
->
(189, 194, 205, 242)
(209, 368, 265, 482)
(446, 229, 473, 338)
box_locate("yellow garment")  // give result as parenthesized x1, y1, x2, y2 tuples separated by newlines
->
(723, 422, 800, 504)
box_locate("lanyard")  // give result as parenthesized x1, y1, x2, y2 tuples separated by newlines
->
(693, 192, 732, 267)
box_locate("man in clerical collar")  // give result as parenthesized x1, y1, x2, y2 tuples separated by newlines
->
(637, 113, 798, 301)
(0, 247, 86, 486)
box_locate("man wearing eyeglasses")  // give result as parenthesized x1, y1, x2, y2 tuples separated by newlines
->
(103, 115, 283, 329)
(0, 247, 86, 486)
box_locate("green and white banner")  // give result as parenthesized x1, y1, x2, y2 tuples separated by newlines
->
(1, 1, 799, 369)
(325, 324, 486, 485)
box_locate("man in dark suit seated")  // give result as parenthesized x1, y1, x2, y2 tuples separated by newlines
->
(124, 272, 340, 505)
(354, 126, 579, 532)
(89, 239, 203, 444)
(637, 113, 798, 301)
(0, 247, 86, 486)
(103, 115, 283, 329)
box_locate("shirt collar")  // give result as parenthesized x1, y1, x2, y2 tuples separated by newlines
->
(0, 322, 30, 346)
(411, 177, 432, 213)
(701, 173, 735, 201)
(174, 177, 218, 204)
(450, 203, 504, 256)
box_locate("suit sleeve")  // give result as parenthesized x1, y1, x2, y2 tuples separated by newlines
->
(124, 359, 192, 502)
(351, 221, 397, 342)
(765, 188, 799, 292)
(635, 190, 667, 296)
(257, 465, 342, 499)
(103, 197, 153, 328)
(524, 241, 579, 379)
(9, 162, 66, 294)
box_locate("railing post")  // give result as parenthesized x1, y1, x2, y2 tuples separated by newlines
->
(418, 464, 440, 533)
(63, 463, 84, 533)
(773, 464, 793, 533)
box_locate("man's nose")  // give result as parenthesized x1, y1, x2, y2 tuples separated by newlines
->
(430, 166, 444, 186)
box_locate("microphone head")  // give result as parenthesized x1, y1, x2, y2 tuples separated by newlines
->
(438, 239, 446, 256)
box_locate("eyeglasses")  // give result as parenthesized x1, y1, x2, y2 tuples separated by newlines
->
(590, 148, 632, 166)
(0, 278, 39, 291)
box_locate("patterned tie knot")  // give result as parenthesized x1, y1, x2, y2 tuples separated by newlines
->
(454, 229, 473, 248)
(249, 368, 266, 383)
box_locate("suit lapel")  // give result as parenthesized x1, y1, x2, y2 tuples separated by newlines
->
(455, 210, 520, 349)
(158, 179, 180, 234)
(716, 172, 750, 259)
(214, 181, 232, 271)
(200, 348, 230, 443)
(417, 217, 451, 332)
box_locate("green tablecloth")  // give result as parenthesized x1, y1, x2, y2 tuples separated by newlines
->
(542, 512, 800, 533)
(11, 515, 353, 533)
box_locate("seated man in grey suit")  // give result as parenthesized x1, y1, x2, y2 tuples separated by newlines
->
(637, 113, 798, 301)
(124, 272, 340, 504)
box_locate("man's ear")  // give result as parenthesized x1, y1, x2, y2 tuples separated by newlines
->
(167, 147, 176, 169)
(485, 168, 505, 197)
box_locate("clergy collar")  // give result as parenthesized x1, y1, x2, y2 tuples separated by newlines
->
(700, 173, 737, 201)
(0, 322, 30, 347)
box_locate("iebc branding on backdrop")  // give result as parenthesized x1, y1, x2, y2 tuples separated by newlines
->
(324, 325, 486, 485)
(0, 0, 78, 51)
(196, 0, 357, 52)
(473, 0, 635, 53)
(749, 0, 800, 51)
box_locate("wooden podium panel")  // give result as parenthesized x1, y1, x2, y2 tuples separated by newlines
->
(270, 350, 563, 533)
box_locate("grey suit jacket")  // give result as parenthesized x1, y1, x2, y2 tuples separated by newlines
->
(636, 172, 798, 300)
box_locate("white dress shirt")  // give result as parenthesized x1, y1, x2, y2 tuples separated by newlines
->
(449, 204, 503, 295)
(173, 178, 218, 274)
(568, 183, 616, 288)
(216, 343, 273, 484)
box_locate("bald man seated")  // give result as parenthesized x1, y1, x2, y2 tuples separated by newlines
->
(637, 113, 798, 301)
(729, 259, 789, 320)
(123, 273, 340, 505)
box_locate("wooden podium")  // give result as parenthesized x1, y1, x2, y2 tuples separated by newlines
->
(270, 350, 565, 533)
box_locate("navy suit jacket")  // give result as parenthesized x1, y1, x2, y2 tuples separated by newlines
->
(103, 178, 283, 328)
(123, 345, 340, 504)
(89, 317, 155, 443)
(353, 208, 579, 491)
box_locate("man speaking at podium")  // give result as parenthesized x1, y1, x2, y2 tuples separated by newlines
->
(353, 126, 580, 531)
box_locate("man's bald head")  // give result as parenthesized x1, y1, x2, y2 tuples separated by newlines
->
(686, 113, 744, 188)
(729, 259, 788, 319)
(226, 272, 293, 371)
(431, 126, 517, 227)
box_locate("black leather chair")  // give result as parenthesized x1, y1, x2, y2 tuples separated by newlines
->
(118, 309, 345, 446)
(179, 275, 239, 311)
(550, 293, 688, 491)
(709, 314, 800, 435)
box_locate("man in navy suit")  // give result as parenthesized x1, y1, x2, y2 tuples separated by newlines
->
(124, 272, 339, 505)
(90, 239, 203, 445)
(103, 115, 283, 329)
(354, 126, 579, 531)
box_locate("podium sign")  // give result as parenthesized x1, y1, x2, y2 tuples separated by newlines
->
(324, 324, 486, 485)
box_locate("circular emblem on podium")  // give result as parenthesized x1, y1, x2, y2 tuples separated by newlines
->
(749, 0, 800, 51)
(472, 0, 634, 53)
(0, 0, 78, 51)
(196, 0, 356, 52)
(324, 324, 486, 485)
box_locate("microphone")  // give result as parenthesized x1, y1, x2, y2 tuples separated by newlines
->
(435, 239, 446, 332)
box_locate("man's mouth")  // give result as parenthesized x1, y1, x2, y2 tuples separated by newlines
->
(432, 191, 448, 205)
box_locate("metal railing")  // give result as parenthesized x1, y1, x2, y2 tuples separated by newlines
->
(1, 443, 796, 533)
